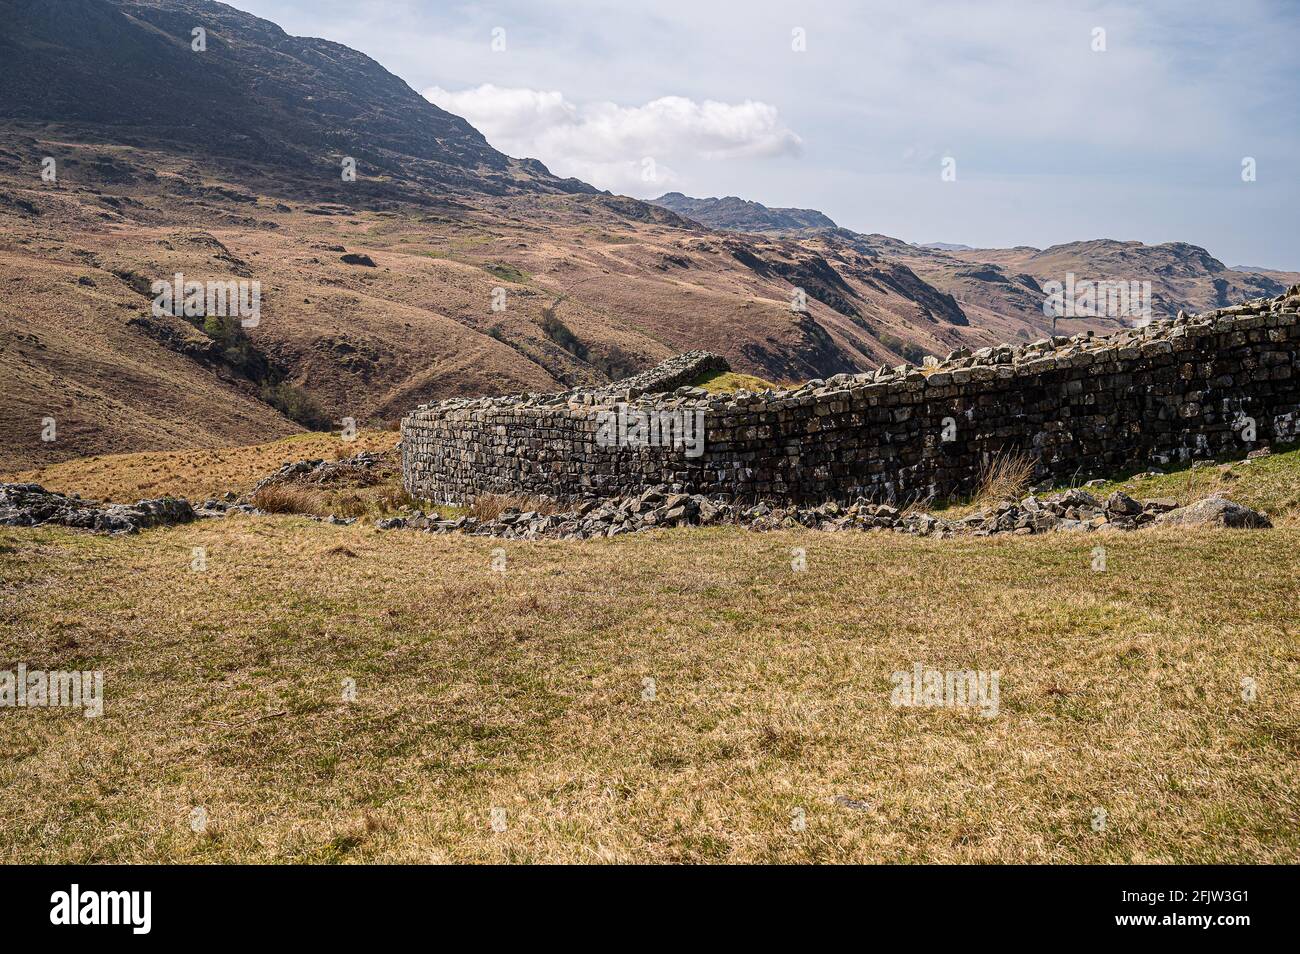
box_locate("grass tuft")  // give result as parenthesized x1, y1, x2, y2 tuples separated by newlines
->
(251, 485, 330, 517)
(973, 451, 1037, 507)
(468, 493, 558, 522)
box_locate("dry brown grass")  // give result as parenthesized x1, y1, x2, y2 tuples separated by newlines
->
(973, 451, 1038, 508)
(468, 493, 558, 522)
(0, 516, 1296, 864)
(250, 485, 330, 517)
(691, 370, 781, 394)
(5, 431, 399, 503)
(251, 477, 414, 519)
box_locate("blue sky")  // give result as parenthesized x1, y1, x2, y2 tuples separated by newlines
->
(235, 0, 1300, 269)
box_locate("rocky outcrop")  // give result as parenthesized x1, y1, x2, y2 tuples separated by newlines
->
(650, 193, 837, 232)
(401, 290, 1300, 505)
(1154, 494, 1272, 529)
(0, 484, 196, 534)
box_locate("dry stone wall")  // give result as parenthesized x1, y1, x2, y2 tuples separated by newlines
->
(402, 290, 1300, 505)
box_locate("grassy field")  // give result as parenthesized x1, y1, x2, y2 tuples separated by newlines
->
(1, 507, 1297, 863)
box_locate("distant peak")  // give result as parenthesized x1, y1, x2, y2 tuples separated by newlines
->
(919, 242, 975, 252)
(648, 192, 836, 232)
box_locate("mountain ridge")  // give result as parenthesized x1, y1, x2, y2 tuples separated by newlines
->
(649, 192, 1296, 321)
(652, 192, 837, 231)
(0, 0, 598, 198)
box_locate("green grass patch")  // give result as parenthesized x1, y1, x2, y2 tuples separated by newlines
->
(690, 369, 779, 393)
(482, 262, 530, 284)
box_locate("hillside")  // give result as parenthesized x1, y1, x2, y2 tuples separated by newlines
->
(0, 154, 977, 469)
(2, 0, 1297, 474)
(944, 240, 1292, 317)
(650, 194, 1300, 331)
(0, 153, 1108, 472)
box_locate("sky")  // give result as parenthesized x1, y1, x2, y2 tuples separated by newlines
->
(235, 0, 1300, 269)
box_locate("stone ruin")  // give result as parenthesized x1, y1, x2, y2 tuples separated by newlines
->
(401, 289, 1300, 507)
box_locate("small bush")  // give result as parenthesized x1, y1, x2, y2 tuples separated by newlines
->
(878, 332, 928, 366)
(371, 484, 415, 514)
(191, 313, 272, 380)
(260, 382, 332, 431)
(483, 263, 529, 284)
(539, 309, 588, 360)
(900, 342, 928, 365)
(589, 345, 641, 380)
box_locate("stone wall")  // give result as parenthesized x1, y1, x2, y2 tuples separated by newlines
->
(401, 290, 1300, 505)
(596, 350, 730, 399)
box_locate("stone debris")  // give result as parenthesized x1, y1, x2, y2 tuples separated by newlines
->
(372, 485, 1268, 542)
(249, 450, 389, 494)
(834, 796, 872, 811)
(0, 476, 1271, 541)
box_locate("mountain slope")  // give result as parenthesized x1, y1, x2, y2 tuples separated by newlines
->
(0, 0, 595, 198)
(944, 239, 1291, 316)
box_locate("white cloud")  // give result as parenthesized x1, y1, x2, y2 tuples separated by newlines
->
(239, 0, 1300, 266)
(423, 84, 802, 195)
